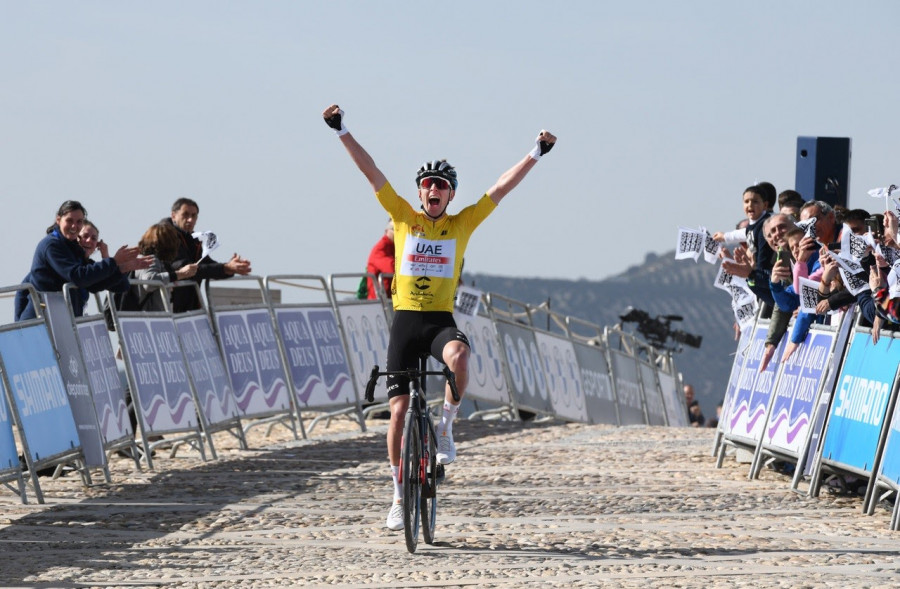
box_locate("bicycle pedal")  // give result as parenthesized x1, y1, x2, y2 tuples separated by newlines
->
(435, 464, 445, 483)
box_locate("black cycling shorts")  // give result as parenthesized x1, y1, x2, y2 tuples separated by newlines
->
(385, 310, 470, 399)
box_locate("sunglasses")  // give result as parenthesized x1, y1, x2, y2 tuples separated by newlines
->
(420, 177, 450, 190)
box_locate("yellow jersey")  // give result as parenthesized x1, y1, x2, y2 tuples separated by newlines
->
(376, 182, 496, 312)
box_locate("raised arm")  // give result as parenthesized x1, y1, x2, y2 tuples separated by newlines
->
(323, 104, 387, 192)
(487, 130, 557, 205)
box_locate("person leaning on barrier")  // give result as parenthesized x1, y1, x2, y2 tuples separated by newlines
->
(163, 197, 252, 312)
(758, 214, 797, 370)
(323, 103, 556, 531)
(132, 222, 200, 312)
(365, 218, 395, 299)
(14, 200, 152, 321)
(717, 185, 776, 308)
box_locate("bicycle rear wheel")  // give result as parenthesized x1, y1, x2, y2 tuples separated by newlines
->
(422, 415, 438, 545)
(402, 409, 421, 553)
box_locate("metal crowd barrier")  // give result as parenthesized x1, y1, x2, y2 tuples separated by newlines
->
(714, 302, 900, 530)
(0, 277, 689, 505)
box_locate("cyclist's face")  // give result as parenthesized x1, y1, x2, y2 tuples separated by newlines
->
(418, 182, 454, 220)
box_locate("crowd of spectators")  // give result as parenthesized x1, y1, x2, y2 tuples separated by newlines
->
(14, 198, 253, 322)
(695, 181, 900, 424)
(708, 181, 900, 376)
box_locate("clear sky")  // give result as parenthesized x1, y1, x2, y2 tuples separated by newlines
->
(2, 1, 898, 292)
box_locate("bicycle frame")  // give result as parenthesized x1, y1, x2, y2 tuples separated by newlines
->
(364, 356, 459, 552)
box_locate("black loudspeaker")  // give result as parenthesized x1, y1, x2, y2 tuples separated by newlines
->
(795, 136, 851, 208)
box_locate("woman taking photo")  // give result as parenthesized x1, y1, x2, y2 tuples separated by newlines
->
(15, 200, 152, 321)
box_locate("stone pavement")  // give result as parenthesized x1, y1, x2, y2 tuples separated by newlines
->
(1, 418, 898, 588)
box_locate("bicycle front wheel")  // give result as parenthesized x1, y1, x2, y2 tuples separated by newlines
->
(422, 415, 438, 545)
(402, 409, 421, 553)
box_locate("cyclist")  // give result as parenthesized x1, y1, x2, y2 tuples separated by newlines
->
(323, 104, 556, 530)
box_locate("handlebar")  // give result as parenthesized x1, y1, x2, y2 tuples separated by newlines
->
(363, 364, 460, 403)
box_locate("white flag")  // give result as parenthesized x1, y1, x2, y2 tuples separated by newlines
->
(192, 231, 219, 261)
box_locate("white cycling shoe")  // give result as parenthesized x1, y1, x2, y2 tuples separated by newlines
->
(436, 430, 456, 465)
(385, 501, 403, 531)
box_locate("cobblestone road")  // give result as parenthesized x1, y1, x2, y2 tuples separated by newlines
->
(1, 419, 898, 588)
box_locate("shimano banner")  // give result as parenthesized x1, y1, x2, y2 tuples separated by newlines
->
(0, 324, 80, 462)
(820, 332, 900, 472)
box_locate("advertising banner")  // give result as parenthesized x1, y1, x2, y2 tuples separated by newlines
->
(764, 329, 833, 454)
(494, 321, 552, 414)
(454, 313, 508, 405)
(718, 328, 753, 437)
(338, 302, 391, 403)
(877, 400, 900, 486)
(275, 307, 354, 408)
(821, 332, 900, 472)
(119, 317, 198, 433)
(572, 342, 617, 425)
(609, 349, 644, 425)
(77, 320, 132, 444)
(725, 324, 783, 443)
(639, 362, 667, 426)
(175, 315, 239, 426)
(0, 379, 18, 471)
(43, 293, 105, 466)
(0, 325, 80, 461)
(659, 371, 687, 427)
(534, 331, 587, 423)
(215, 309, 291, 417)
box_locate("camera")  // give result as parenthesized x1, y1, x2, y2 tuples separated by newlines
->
(618, 306, 701, 352)
(866, 214, 884, 239)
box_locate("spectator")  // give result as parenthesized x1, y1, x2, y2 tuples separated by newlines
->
(838, 208, 871, 236)
(163, 197, 252, 312)
(717, 186, 775, 307)
(14, 200, 150, 321)
(133, 222, 200, 311)
(770, 218, 827, 359)
(799, 200, 839, 247)
(684, 384, 704, 427)
(777, 189, 805, 220)
(74, 220, 109, 313)
(365, 218, 395, 299)
(815, 250, 855, 321)
(78, 220, 108, 260)
(757, 181, 777, 212)
(759, 214, 798, 370)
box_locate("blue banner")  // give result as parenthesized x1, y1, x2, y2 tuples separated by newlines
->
(821, 332, 900, 472)
(878, 400, 900, 486)
(0, 379, 18, 471)
(765, 329, 833, 453)
(0, 325, 80, 461)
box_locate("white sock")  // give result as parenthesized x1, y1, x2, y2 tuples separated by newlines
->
(440, 402, 459, 435)
(391, 465, 402, 501)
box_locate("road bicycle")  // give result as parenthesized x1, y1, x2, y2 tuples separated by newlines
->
(365, 354, 459, 553)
